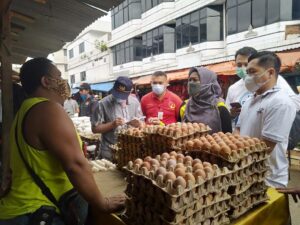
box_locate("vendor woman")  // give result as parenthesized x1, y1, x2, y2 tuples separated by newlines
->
(180, 67, 232, 133)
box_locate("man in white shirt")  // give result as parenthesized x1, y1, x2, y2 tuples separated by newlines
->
(236, 51, 296, 188)
(226, 47, 296, 127)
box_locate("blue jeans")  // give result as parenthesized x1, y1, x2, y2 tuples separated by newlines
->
(0, 214, 64, 225)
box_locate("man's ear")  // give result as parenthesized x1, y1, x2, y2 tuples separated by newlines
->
(41, 76, 50, 88)
(269, 68, 276, 78)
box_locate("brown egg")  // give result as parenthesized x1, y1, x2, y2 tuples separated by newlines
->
(150, 159, 160, 167)
(252, 138, 261, 144)
(186, 140, 194, 149)
(184, 173, 196, 185)
(221, 146, 231, 155)
(141, 162, 151, 170)
(228, 143, 238, 151)
(174, 168, 186, 177)
(134, 158, 143, 166)
(247, 139, 255, 146)
(193, 163, 204, 171)
(203, 162, 212, 168)
(194, 139, 203, 149)
(167, 159, 177, 169)
(181, 127, 188, 133)
(175, 163, 185, 170)
(160, 160, 167, 167)
(200, 136, 207, 142)
(192, 159, 202, 166)
(176, 153, 185, 161)
(161, 152, 170, 159)
(169, 151, 178, 157)
(211, 144, 221, 153)
(184, 156, 193, 164)
(234, 141, 245, 149)
(155, 167, 167, 177)
(204, 166, 213, 175)
(203, 142, 212, 150)
(173, 176, 187, 189)
(164, 171, 176, 183)
(206, 135, 214, 141)
(144, 156, 152, 162)
(193, 169, 207, 179)
(192, 123, 200, 130)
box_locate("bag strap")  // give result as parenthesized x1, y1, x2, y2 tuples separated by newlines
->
(14, 115, 60, 208)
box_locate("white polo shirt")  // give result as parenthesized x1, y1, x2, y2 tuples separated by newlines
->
(225, 75, 296, 110)
(236, 86, 296, 188)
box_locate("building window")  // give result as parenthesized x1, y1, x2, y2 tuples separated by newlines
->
(227, 0, 282, 35)
(69, 49, 74, 59)
(79, 42, 85, 54)
(293, 0, 300, 19)
(64, 64, 68, 72)
(142, 25, 174, 57)
(176, 6, 223, 49)
(111, 0, 142, 30)
(70, 75, 75, 84)
(80, 71, 86, 81)
(63, 49, 67, 57)
(112, 37, 143, 66)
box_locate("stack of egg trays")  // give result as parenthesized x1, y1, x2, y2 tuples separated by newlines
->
(124, 162, 232, 225)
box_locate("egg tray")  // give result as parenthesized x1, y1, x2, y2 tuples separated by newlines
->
(228, 171, 267, 196)
(125, 199, 230, 225)
(229, 192, 269, 220)
(125, 194, 230, 224)
(124, 164, 232, 211)
(185, 143, 268, 164)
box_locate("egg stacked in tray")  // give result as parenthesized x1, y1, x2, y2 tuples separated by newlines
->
(123, 152, 232, 225)
(116, 128, 145, 168)
(116, 123, 211, 168)
(143, 122, 211, 154)
(182, 132, 269, 220)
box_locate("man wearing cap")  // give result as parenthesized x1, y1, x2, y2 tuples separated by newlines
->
(91, 76, 143, 160)
(78, 83, 97, 117)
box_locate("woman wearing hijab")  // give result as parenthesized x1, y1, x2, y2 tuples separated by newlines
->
(180, 67, 232, 133)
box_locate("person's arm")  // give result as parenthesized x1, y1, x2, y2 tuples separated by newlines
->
(74, 101, 79, 113)
(39, 102, 125, 213)
(174, 95, 183, 122)
(218, 105, 232, 133)
(276, 188, 300, 203)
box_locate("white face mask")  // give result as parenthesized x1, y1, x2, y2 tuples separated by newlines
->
(152, 84, 166, 96)
(244, 70, 270, 93)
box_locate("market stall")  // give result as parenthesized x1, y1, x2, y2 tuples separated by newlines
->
(102, 122, 291, 225)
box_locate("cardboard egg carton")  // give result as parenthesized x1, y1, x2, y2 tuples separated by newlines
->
(125, 161, 232, 211)
(229, 191, 269, 220)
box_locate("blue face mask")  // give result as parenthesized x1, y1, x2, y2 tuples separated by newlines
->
(80, 94, 87, 101)
(152, 84, 166, 96)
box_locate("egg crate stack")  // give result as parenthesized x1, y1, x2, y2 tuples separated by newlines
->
(123, 152, 233, 225)
(116, 128, 146, 168)
(182, 132, 269, 220)
(143, 123, 211, 155)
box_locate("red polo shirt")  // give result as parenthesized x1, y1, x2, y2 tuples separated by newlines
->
(141, 90, 182, 125)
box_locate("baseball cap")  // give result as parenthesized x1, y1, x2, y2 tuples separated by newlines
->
(79, 83, 91, 90)
(111, 76, 133, 100)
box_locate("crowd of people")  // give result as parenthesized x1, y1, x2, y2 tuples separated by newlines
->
(1, 46, 300, 224)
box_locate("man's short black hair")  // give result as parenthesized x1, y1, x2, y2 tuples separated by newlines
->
(20, 57, 53, 95)
(235, 47, 257, 60)
(248, 51, 281, 75)
(152, 71, 168, 79)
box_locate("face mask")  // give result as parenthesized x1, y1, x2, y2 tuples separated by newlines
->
(48, 78, 71, 100)
(188, 82, 201, 97)
(236, 67, 247, 79)
(152, 84, 165, 96)
(80, 94, 87, 101)
(244, 70, 270, 93)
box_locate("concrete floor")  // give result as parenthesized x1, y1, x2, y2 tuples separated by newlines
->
(287, 167, 300, 225)
(94, 168, 300, 225)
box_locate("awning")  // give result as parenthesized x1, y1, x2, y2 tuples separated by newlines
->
(90, 81, 114, 92)
(134, 69, 189, 86)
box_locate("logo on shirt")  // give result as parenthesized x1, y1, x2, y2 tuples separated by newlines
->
(169, 103, 176, 110)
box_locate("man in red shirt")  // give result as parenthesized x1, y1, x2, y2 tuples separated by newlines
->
(141, 71, 182, 125)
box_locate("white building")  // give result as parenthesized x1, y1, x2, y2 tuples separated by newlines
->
(48, 49, 68, 80)
(65, 16, 113, 88)
(108, 0, 300, 80)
